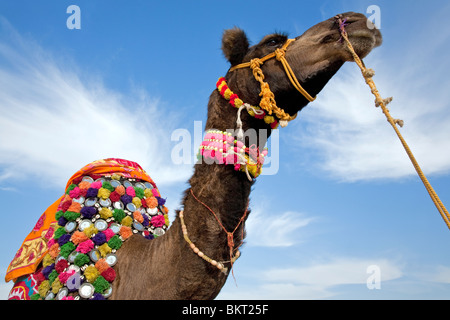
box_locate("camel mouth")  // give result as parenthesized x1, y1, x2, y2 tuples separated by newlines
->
(348, 29, 382, 48)
(345, 28, 382, 59)
(338, 13, 383, 57)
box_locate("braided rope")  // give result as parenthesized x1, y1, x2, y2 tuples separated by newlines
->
(337, 17, 450, 230)
(229, 38, 315, 126)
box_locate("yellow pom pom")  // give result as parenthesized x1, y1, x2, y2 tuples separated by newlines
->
(234, 98, 243, 108)
(51, 278, 63, 294)
(38, 280, 50, 298)
(98, 243, 112, 257)
(246, 163, 261, 178)
(224, 88, 232, 100)
(264, 115, 275, 124)
(144, 188, 153, 198)
(132, 197, 142, 209)
(84, 265, 100, 283)
(83, 225, 98, 238)
(121, 215, 133, 227)
(98, 188, 111, 200)
(99, 207, 112, 219)
(164, 214, 170, 227)
(42, 253, 54, 268)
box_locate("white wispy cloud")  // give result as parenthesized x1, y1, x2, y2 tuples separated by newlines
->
(245, 208, 316, 247)
(291, 8, 450, 182)
(0, 18, 190, 190)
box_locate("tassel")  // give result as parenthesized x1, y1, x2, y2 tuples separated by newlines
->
(279, 120, 289, 128)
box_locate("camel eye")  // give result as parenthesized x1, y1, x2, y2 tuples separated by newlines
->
(321, 34, 335, 43)
(265, 39, 280, 47)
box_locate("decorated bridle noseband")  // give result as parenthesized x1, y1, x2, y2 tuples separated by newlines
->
(228, 38, 316, 127)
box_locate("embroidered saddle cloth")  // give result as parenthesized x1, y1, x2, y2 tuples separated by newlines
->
(6, 158, 169, 300)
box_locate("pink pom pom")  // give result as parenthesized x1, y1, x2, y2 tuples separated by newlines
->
(69, 187, 81, 199)
(76, 239, 94, 254)
(126, 186, 135, 197)
(90, 181, 102, 189)
(151, 188, 160, 197)
(103, 228, 115, 241)
(58, 269, 75, 284)
(151, 215, 166, 228)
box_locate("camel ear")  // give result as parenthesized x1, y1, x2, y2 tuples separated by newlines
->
(222, 28, 249, 66)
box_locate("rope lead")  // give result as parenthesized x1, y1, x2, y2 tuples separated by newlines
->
(337, 17, 450, 230)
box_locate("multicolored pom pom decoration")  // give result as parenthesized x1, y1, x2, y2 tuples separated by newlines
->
(29, 174, 169, 300)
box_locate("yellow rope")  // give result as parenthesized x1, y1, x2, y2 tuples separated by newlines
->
(229, 38, 315, 126)
(339, 23, 450, 230)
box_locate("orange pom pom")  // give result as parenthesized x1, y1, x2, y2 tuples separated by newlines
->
(133, 211, 144, 223)
(115, 185, 126, 196)
(119, 226, 133, 240)
(95, 259, 110, 274)
(48, 243, 60, 259)
(145, 197, 158, 209)
(71, 231, 89, 245)
(67, 202, 81, 213)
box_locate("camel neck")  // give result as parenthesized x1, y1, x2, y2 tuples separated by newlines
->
(178, 90, 258, 270)
(187, 160, 253, 231)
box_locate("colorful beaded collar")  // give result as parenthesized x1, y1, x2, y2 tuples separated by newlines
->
(29, 174, 169, 300)
(217, 77, 280, 130)
(198, 129, 268, 180)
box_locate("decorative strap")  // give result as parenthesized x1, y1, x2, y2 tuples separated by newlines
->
(217, 77, 279, 129)
(229, 38, 315, 126)
(198, 129, 268, 180)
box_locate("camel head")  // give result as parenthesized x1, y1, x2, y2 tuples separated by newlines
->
(221, 12, 382, 120)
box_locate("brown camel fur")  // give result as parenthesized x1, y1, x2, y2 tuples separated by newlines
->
(108, 12, 382, 299)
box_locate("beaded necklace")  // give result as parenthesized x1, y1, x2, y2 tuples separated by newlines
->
(198, 129, 268, 180)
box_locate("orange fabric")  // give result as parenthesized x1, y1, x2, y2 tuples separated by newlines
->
(5, 158, 158, 283)
(4, 198, 62, 283)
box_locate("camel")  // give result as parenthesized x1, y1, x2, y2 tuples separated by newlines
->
(6, 12, 381, 300)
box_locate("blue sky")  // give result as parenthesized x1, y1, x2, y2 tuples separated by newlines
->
(1, 0, 450, 300)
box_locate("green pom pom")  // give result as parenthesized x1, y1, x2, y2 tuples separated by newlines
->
(93, 276, 110, 293)
(66, 184, 77, 194)
(113, 209, 126, 223)
(60, 242, 76, 259)
(54, 227, 67, 240)
(55, 210, 64, 220)
(102, 181, 115, 192)
(48, 270, 58, 284)
(30, 293, 41, 300)
(64, 211, 80, 221)
(108, 235, 122, 250)
(134, 187, 145, 199)
(74, 253, 90, 267)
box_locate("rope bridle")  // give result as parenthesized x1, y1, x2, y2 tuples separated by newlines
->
(229, 38, 316, 127)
